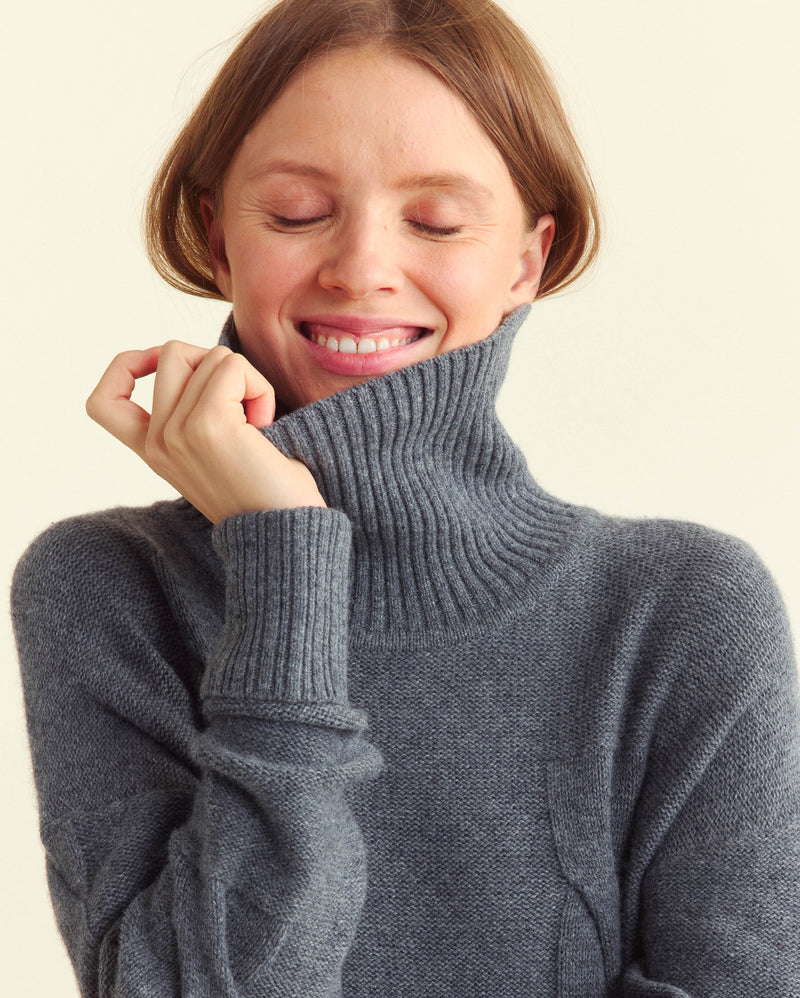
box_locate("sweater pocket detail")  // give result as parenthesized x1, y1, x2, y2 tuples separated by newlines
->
(546, 756, 621, 995)
(557, 886, 608, 997)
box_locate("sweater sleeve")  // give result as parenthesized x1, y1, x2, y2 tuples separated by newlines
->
(11, 506, 384, 998)
(618, 532, 800, 996)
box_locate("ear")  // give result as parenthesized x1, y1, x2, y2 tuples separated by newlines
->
(505, 213, 556, 310)
(200, 193, 233, 300)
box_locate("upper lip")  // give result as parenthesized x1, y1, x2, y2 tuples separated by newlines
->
(299, 315, 433, 336)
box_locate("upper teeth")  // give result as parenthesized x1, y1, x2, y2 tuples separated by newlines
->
(307, 329, 422, 354)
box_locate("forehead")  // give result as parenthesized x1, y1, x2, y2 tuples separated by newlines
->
(228, 46, 512, 191)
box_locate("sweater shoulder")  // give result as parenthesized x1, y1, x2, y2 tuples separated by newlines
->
(572, 505, 781, 604)
(568, 506, 795, 690)
(11, 500, 222, 674)
(11, 499, 212, 605)
(11, 500, 220, 706)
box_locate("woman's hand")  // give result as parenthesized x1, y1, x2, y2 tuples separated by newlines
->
(86, 341, 327, 523)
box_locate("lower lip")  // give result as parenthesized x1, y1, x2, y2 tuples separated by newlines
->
(297, 325, 432, 376)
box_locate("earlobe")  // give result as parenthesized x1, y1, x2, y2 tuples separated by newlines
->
(200, 193, 233, 300)
(507, 213, 556, 308)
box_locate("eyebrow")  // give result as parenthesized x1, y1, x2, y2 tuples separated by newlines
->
(400, 172, 495, 203)
(244, 160, 495, 203)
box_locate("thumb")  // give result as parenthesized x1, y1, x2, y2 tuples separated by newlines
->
(241, 368, 277, 429)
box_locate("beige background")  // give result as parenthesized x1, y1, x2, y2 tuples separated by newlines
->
(2, 1, 798, 992)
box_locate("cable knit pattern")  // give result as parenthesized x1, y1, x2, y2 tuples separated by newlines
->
(11, 307, 800, 997)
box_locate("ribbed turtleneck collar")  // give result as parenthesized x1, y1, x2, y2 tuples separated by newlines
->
(220, 306, 577, 649)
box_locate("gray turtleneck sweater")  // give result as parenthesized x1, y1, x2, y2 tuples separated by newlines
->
(12, 308, 800, 997)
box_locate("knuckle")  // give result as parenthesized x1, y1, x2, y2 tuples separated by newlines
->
(142, 430, 164, 462)
(110, 348, 142, 368)
(185, 409, 222, 446)
(219, 351, 239, 369)
(160, 420, 184, 453)
(144, 439, 173, 479)
(159, 339, 187, 363)
(212, 347, 240, 375)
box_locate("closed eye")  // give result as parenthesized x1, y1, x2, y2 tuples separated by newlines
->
(269, 215, 463, 237)
(408, 221, 464, 238)
(270, 215, 329, 229)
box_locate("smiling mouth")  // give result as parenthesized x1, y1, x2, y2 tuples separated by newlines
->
(299, 321, 433, 354)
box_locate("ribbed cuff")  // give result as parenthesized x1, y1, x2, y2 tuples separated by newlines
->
(201, 507, 353, 707)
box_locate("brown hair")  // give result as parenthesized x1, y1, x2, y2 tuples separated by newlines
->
(144, 0, 601, 300)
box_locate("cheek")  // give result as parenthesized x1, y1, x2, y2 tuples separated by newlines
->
(228, 239, 312, 310)
(435, 246, 524, 347)
(418, 247, 485, 299)
(426, 247, 516, 311)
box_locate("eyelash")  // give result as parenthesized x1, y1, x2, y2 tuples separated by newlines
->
(271, 215, 328, 229)
(269, 215, 463, 238)
(410, 221, 464, 238)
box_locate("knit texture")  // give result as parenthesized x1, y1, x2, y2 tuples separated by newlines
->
(12, 306, 800, 996)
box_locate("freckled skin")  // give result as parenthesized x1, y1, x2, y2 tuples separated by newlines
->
(203, 47, 555, 413)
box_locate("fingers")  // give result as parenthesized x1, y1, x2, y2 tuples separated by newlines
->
(150, 344, 276, 450)
(149, 340, 212, 432)
(149, 348, 286, 521)
(85, 347, 162, 457)
(88, 340, 276, 447)
(86, 340, 290, 521)
(181, 350, 277, 432)
(241, 370, 277, 430)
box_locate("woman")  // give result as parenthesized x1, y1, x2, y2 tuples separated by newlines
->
(12, 0, 800, 995)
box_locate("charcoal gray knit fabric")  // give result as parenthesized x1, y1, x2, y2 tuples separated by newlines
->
(12, 307, 800, 997)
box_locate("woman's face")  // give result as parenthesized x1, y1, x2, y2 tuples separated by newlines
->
(203, 46, 555, 412)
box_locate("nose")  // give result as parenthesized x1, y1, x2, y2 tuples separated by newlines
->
(317, 214, 403, 299)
